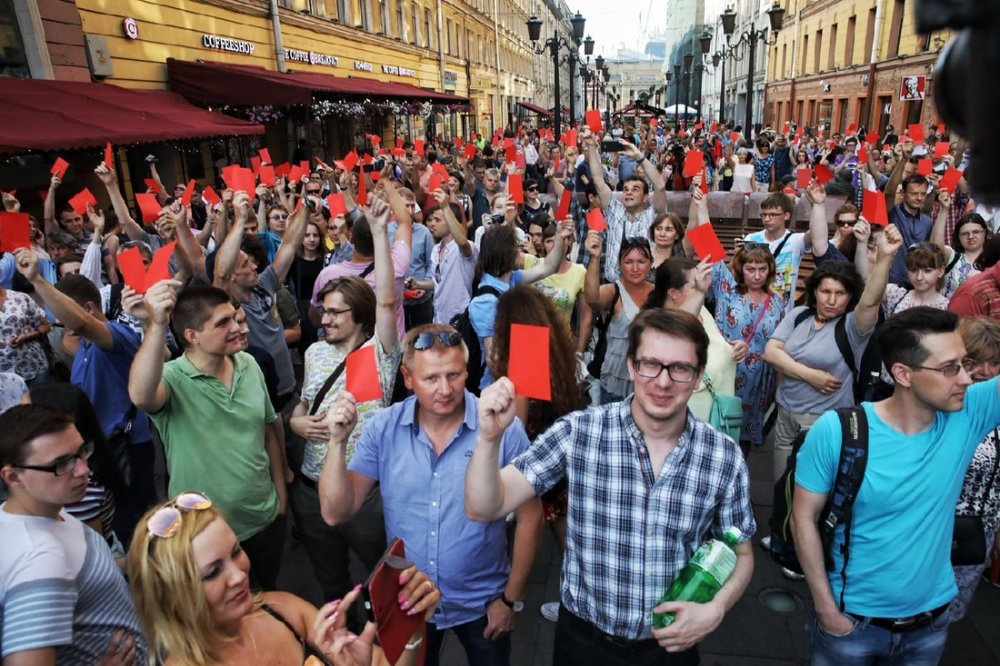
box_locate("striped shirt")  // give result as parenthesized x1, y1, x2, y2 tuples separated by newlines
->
(0, 507, 146, 663)
(512, 399, 756, 639)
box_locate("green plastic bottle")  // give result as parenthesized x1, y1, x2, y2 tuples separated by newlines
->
(651, 527, 742, 629)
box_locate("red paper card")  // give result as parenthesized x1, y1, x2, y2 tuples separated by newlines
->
(202, 186, 221, 206)
(389, 148, 405, 158)
(327, 193, 347, 217)
(566, 130, 578, 147)
(275, 163, 291, 178)
(345, 345, 384, 402)
(288, 165, 304, 184)
(683, 150, 704, 178)
(143, 178, 161, 193)
(0, 212, 31, 252)
(233, 167, 256, 194)
(908, 124, 925, 144)
(507, 174, 524, 203)
(555, 189, 572, 221)
(259, 164, 276, 186)
(938, 123, 946, 134)
(118, 241, 176, 294)
(259, 148, 272, 164)
(585, 109, 603, 133)
(464, 143, 477, 159)
(939, 167, 963, 195)
(916, 159, 933, 176)
(711, 122, 719, 133)
(505, 145, 516, 164)
(508, 324, 551, 401)
(68, 188, 97, 216)
(729, 131, 741, 142)
(862, 189, 888, 226)
(104, 142, 113, 169)
(502, 138, 515, 149)
(342, 150, 360, 172)
(181, 179, 196, 207)
(395, 137, 404, 149)
(432, 163, 449, 178)
(428, 173, 444, 193)
(369, 135, 381, 146)
(796, 169, 812, 189)
(51, 157, 69, 179)
(934, 142, 950, 158)
(135, 193, 162, 222)
(300, 160, 311, 174)
(694, 122, 703, 131)
(250, 156, 262, 176)
(815, 164, 834, 185)
(865, 131, 879, 145)
(356, 170, 368, 204)
(586, 208, 606, 232)
(846, 123, 857, 136)
(454, 137, 463, 148)
(687, 223, 727, 263)
(414, 139, 425, 157)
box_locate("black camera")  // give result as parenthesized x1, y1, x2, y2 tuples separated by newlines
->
(918, 0, 1000, 202)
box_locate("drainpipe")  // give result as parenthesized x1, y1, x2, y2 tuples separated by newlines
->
(863, 0, 885, 128)
(268, 0, 286, 72)
(493, 0, 502, 131)
(436, 0, 446, 90)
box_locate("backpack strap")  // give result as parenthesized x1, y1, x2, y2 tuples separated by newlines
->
(793, 307, 813, 328)
(770, 231, 793, 259)
(309, 336, 373, 415)
(820, 406, 869, 613)
(833, 316, 858, 382)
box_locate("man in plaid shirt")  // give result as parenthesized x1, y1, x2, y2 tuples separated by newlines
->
(466, 309, 756, 665)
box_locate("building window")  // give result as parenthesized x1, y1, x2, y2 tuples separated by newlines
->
(446, 19, 451, 54)
(887, 0, 905, 58)
(0, 0, 30, 77)
(864, 7, 877, 61)
(828, 24, 837, 70)
(801, 34, 809, 74)
(359, 0, 371, 30)
(424, 8, 432, 48)
(845, 16, 856, 66)
(814, 30, 822, 72)
(396, 0, 405, 39)
(411, 2, 419, 44)
(379, 0, 389, 35)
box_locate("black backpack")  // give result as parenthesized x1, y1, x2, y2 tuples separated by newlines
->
(586, 283, 621, 379)
(450, 284, 501, 395)
(769, 407, 868, 611)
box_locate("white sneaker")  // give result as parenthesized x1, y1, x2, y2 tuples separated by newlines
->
(760, 535, 771, 551)
(540, 602, 560, 622)
(782, 567, 806, 581)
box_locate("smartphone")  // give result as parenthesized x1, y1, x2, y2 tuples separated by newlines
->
(601, 140, 625, 153)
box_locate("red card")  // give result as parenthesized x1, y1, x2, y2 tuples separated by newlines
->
(0, 212, 31, 252)
(729, 131, 741, 142)
(135, 193, 162, 223)
(683, 150, 704, 178)
(566, 130, 578, 147)
(428, 173, 444, 193)
(454, 137, 463, 148)
(585, 109, 603, 133)
(710, 122, 719, 133)
(68, 188, 97, 216)
(865, 131, 879, 145)
(796, 169, 812, 189)
(555, 189, 572, 221)
(250, 156, 262, 176)
(181, 179, 196, 207)
(342, 150, 360, 172)
(345, 345, 384, 402)
(916, 158, 933, 176)
(395, 137, 404, 149)
(202, 186, 221, 206)
(505, 145, 516, 164)
(356, 170, 368, 204)
(51, 157, 69, 179)
(390, 148, 406, 158)
(369, 135, 381, 146)
(687, 223, 727, 263)
(327, 192, 348, 217)
(694, 122, 703, 131)
(104, 142, 113, 169)
(861, 189, 888, 226)
(233, 167, 256, 194)
(507, 174, 523, 203)
(259, 164, 276, 186)
(143, 178, 161, 194)
(937, 123, 946, 134)
(908, 124, 925, 144)
(432, 163, 449, 179)
(508, 324, 551, 401)
(118, 241, 176, 294)
(933, 142, 950, 159)
(815, 164, 833, 185)
(586, 208, 606, 232)
(502, 138, 515, 149)
(288, 164, 304, 184)
(275, 163, 291, 178)
(300, 160, 311, 174)
(939, 167, 963, 195)
(846, 123, 857, 136)
(259, 148, 272, 164)
(649, 118, 658, 129)
(414, 139, 425, 157)
(464, 143, 477, 159)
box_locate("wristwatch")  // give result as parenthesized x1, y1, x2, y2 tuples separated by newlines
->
(500, 594, 524, 613)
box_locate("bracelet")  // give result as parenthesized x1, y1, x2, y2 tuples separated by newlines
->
(404, 636, 423, 651)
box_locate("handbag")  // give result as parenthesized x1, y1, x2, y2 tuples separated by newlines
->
(704, 373, 743, 442)
(952, 433, 1000, 566)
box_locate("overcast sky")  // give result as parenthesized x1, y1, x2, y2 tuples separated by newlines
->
(564, 0, 665, 59)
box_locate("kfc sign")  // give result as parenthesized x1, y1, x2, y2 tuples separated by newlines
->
(900, 75, 926, 101)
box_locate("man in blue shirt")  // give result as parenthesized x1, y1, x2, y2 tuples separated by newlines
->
(884, 142, 933, 286)
(793, 307, 1000, 665)
(318, 323, 543, 666)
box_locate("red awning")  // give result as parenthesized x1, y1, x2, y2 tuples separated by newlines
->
(517, 101, 553, 118)
(0, 77, 263, 153)
(167, 58, 469, 106)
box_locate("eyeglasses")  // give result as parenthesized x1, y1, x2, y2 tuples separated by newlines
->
(632, 358, 699, 382)
(962, 357, 1000, 372)
(906, 361, 969, 377)
(410, 330, 463, 351)
(836, 218, 858, 227)
(14, 440, 93, 476)
(147, 492, 213, 538)
(760, 212, 786, 219)
(317, 305, 352, 318)
(305, 189, 322, 195)
(959, 229, 985, 238)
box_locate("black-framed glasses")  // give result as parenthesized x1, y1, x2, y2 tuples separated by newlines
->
(147, 492, 213, 538)
(632, 358, 698, 382)
(906, 361, 968, 377)
(317, 305, 352, 317)
(836, 218, 858, 227)
(14, 440, 94, 476)
(410, 330, 463, 351)
(305, 189, 322, 195)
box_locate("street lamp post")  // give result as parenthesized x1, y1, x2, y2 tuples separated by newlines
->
(712, 53, 726, 125)
(527, 11, 589, 136)
(719, 2, 786, 140)
(673, 64, 681, 127)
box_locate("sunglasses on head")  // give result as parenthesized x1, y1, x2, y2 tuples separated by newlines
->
(147, 492, 213, 539)
(741, 241, 769, 251)
(410, 330, 463, 352)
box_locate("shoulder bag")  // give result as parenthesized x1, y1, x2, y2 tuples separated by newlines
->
(704, 372, 743, 442)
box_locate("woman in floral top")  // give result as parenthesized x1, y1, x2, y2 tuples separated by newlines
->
(0, 285, 50, 383)
(932, 198, 987, 299)
(753, 139, 775, 193)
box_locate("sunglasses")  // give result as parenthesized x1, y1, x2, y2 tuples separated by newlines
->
(305, 189, 322, 195)
(410, 330, 463, 352)
(147, 492, 213, 538)
(836, 218, 858, 227)
(741, 241, 769, 251)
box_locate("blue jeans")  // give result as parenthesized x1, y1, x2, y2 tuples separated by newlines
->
(425, 614, 510, 666)
(807, 610, 950, 666)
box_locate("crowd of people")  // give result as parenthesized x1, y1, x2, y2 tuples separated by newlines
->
(1, 113, 999, 666)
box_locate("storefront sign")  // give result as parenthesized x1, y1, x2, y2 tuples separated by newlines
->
(382, 64, 416, 77)
(900, 75, 926, 101)
(202, 34, 255, 54)
(355, 60, 373, 72)
(443, 70, 458, 89)
(285, 48, 339, 67)
(122, 17, 139, 40)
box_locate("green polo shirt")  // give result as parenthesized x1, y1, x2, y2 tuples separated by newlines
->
(150, 351, 279, 541)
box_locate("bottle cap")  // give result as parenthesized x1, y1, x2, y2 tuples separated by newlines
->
(722, 526, 742, 546)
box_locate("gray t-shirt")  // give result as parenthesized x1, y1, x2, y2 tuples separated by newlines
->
(243, 266, 296, 398)
(772, 306, 873, 414)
